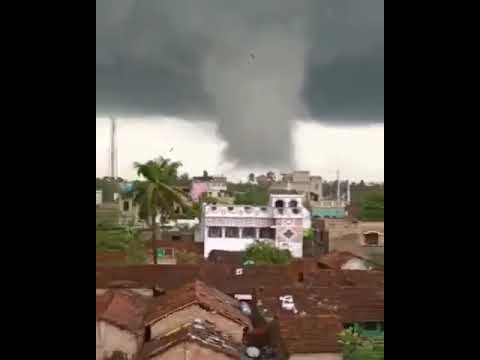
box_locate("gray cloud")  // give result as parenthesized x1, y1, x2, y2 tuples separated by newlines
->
(96, 0, 384, 167)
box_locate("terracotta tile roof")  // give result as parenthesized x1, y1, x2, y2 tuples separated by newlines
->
(256, 284, 384, 325)
(276, 315, 343, 355)
(317, 251, 367, 269)
(96, 290, 150, 333)
(145, 280, 252, 329)
(97, 265, 383, 295)
(96, 265, 200, 289)
(140, 320, 249, 359)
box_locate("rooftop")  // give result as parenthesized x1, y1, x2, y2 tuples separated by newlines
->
(317, 251, 367, 270)
(96, 290, 150, 333)
(140, 320, 249, 359)
(145, 280, 252, 328)
(275, 315, 343, 356)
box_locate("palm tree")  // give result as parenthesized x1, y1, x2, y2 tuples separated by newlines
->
(133, 157, 190, 264)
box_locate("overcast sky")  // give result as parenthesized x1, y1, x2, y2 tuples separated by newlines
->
(96, 0, 383, 181)
(96, 117, 383, 182)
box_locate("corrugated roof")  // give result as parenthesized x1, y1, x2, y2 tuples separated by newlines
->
(140, 320, 248, 359)
(145, 280, 252, 328)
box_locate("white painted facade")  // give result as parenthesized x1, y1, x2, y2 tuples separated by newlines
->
(201, 194, 310, 258)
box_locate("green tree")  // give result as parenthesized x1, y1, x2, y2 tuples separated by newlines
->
(359, 191, 384, 221)
(234, 189, 269, 205)
(133, 157, 190, 264)
(338, 328, 384, 360)
(243, 241, 292, 265)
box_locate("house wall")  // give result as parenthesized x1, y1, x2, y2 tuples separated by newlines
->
(289, 353, 342, 360)
(204, 236, 257, 258)
(96, 321, 141, 360)
(152, 342, 233, 360)
(150, 304, 247, 343)
(324, 220, 384, 259)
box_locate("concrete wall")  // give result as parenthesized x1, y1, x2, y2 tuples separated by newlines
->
(96, 321, 142, 360)
(324, 220, 384, 259)
(290, 353, 342, 360)
(150, 304, 246, 343)
(152, 342, 233, 360)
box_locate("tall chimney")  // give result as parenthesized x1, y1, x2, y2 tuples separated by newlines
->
(110, 117, 117, 179)
(346, 180, 351, 205)
(336, 169, 340, 204)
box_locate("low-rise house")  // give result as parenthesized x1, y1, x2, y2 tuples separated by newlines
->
(145, 281, 252, 343)
(270, 171, 323, 202)
(140, 320, 249, 360)
(96, 290, 149, 360)
(191, 175, 229, 202)
(316, 219, 384, 262)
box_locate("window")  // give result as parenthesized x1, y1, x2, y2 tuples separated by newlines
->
(283, 229, 294, 239)
(225, 227, 239, 238)
(208, 227, 222, 238)
(172, 235, 181, 241)
(274, 200, 284, 208)
(260, 227, 275, 239)
(123, 201, 130, 212)
(364, 232, 380, 246)
(242, 227, 256, 238)
(288, 200, 298, 208)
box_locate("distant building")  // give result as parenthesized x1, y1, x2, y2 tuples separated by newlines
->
(191, 176, 228, 202)
(201, 191, 310, 258)
(270, 171, 323, 202)
(311, 199, 346, 219)
(319, 219, 384, 262)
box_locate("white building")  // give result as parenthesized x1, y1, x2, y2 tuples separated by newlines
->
(201, 192, 310, 258)
(96, 190, 103, 206)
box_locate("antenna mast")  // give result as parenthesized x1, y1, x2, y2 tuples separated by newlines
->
(110, 117, 117, 179)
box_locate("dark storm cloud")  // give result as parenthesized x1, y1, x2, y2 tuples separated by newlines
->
(96, 0, 384, 167)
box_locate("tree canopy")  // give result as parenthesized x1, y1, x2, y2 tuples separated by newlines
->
(243, 241, 292, 265)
